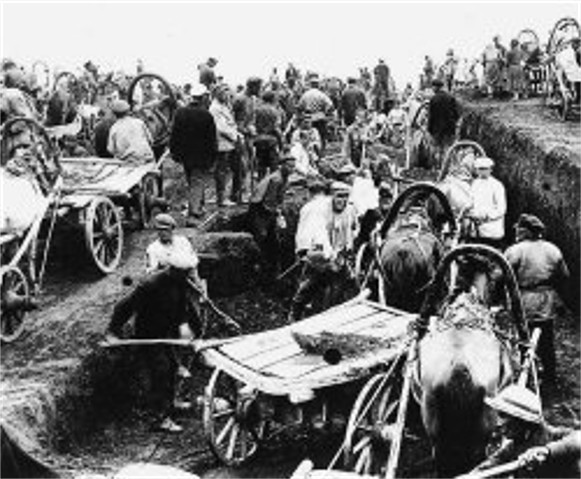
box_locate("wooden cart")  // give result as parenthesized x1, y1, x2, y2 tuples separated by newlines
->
(57, 156, 164, 273)
(196, 295, 415, 467)
(1, 117, 165, 342)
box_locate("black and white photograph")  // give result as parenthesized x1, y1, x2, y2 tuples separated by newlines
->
(1, 1, 580, 478)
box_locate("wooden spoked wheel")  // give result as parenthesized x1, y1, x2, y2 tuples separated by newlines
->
(1, 265, 30, 343)
(343, 372, 401, 476)
(136, 172, 162, 229)
(203, 369, 267, 467)
(84, 197, 123, 274)
(547, 17, 580, 56)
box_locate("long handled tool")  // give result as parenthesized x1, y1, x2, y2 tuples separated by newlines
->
(456, 458, 523, 479)
(186, 278, 242, 334)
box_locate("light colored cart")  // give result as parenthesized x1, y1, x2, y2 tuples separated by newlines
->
(195, 294, 415, 468)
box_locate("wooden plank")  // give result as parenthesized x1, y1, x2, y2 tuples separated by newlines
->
(258, 315, 408, 378)
(298, 346, 406, 388)
(245, 311, 406, 372)
(201, 333, 409, 397)
(219, 303, 376, 361)
(61, 161, 158, 195)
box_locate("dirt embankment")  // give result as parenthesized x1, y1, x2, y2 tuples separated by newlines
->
(459, 98, 580, 310)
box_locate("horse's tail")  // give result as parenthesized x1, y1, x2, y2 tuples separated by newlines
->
(432, 363, 486, 476)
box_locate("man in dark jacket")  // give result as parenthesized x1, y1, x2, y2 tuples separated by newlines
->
(340, 78, 367, 126)
(105, 255, 197, 433)
(169, 84, 217, 222)
(427, 78, 460, 169)
(248, 154, 295, 281)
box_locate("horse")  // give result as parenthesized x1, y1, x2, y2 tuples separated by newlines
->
(376, 182, 456, 312)
(413, 244, 528, 476)
(127, 73, 177, 159)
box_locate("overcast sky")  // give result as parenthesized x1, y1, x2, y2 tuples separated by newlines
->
(2, 2, 579, 88)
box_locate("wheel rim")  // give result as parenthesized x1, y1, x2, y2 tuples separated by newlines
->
(1, 266, 30, 342)
(86, 197, 123, 274)
(344, 372, 401, 476)
(203, 369, 265, 466)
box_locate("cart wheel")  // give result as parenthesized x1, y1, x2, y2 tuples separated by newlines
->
(85, 197, 123, 274)
(343, 372, 401, 476)
(137, 172, 162, 229)
(203, 369, 267, 466)
(1, 265, 30, 343)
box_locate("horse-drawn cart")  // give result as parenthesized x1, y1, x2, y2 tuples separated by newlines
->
(195, 293, 416, 467)
(1, 116, 165, 341)
(543, 17, 581, 120)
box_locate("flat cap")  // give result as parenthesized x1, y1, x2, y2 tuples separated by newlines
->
(516, 213, 545, 234)
(474, 156, 494, 169)
(154, 213, 177, 230)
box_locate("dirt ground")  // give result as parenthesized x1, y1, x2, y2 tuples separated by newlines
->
(461, 97, 581, 164)
(1, 122, 580, 478)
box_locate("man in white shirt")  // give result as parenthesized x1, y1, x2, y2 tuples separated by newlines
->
(107, 100, 155, 163)
(295, 179, 331, 257)
(146, 213, 200, 274)
(288, 182, 358, 322)
(468, 156, 506, 248)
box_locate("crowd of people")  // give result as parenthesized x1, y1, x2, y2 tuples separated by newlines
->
(421, 32, 581, 101)
(1, 50, 579, 475)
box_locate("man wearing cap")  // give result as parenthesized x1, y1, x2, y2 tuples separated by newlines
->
(146, 213, 200, 275)
(297, 76, 335, 153)
(170, 84, 217, 221)
(104, 213, 205, 433)
(471, 385, 574, 476)
(467, 156, 506, 248)
(504, 214, 570, 382)
(288, 181, 358, 322)
(210, 84, 243, 206)
(340, 77, 367, 127)
(295, 179, 331, 257)
(107, 100, 155, 163)
(427, 78, 460, 169)
(248, 155, 296, 280)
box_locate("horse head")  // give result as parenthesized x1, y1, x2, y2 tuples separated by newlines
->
(127, 73, 177, 156)
(414, 244, 528, 476)
(376, 183, 456, 312)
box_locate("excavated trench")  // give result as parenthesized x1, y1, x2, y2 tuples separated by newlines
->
(1, 100, 580, 477)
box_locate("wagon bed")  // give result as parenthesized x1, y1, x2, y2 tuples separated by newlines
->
(58, 157, 160, 208)
(198, 297, 415, 398)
